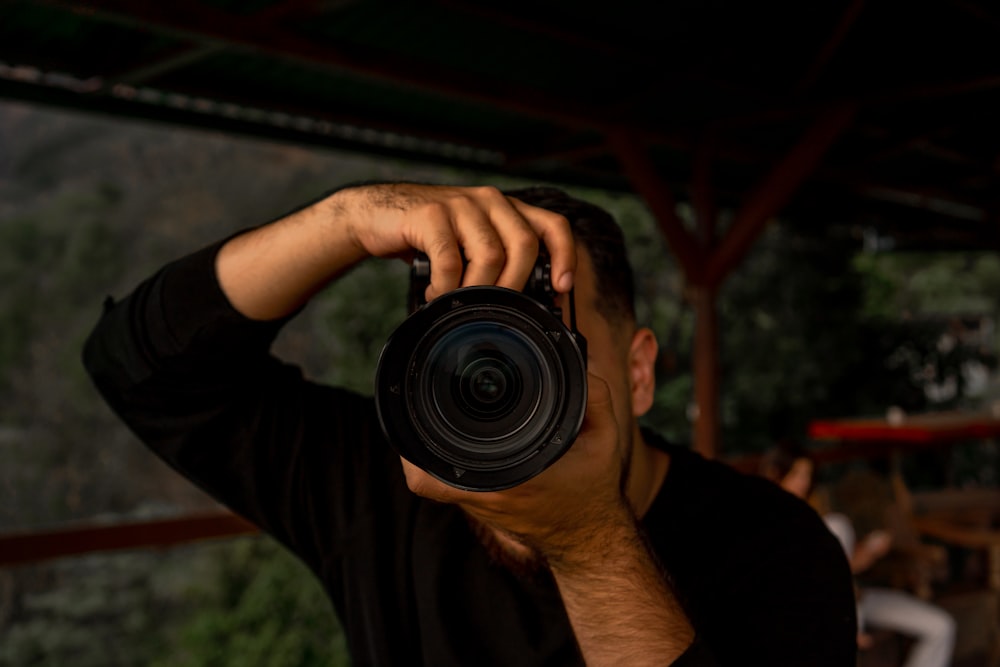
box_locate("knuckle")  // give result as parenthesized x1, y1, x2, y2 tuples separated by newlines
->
(423, 201, 450, 219)
(477, 243, 505, 268)
(547, 212, 572, 234)
(431, 246, 463, 274)
(472, 185, 504, 201)
(513, 233, 540, 256)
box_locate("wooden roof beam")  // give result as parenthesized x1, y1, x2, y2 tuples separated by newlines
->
(795, 0, 867, 93)
(102, 43, 224, 87)
(607, 126, 705, 284)
(41, 0, 614, 131)
(503, 139, 610, 170)
(434, 0, 645, 62)
(706, 103, 857, 287)
(246, 0, 323, 26)
(714, 74, 1000, 131)
(951, 0, 1000, 34)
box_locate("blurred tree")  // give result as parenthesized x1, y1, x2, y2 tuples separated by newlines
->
(151, 538, 349, 667)
(4, 96, 999, 667)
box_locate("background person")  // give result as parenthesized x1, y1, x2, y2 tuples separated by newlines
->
(761, 442, 956, 667)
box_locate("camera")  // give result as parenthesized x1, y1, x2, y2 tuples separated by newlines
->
(375, 250, 588, 491)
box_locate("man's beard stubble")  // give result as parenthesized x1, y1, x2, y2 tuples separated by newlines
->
(465, 513, 549, 581)
(464, 430, 635, 581)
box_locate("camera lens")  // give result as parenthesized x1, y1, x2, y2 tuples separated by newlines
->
(416, 321, 553, 460)
(375, 285, 587, 491)
(460, 355, 516, 416)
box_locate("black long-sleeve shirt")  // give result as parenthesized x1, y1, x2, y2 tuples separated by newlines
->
(82, 239, 857, 666)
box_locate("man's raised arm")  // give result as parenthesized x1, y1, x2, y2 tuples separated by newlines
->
(215, 183, 577, 320)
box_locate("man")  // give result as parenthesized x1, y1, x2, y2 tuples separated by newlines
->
(84, 183, 856, 665)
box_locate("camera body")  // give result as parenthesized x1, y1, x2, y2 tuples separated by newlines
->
(375, 251, 588, 491)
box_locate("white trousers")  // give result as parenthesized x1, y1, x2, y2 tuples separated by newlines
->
(860, 587, 956, 667)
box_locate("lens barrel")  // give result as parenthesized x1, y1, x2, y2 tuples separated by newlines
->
(375, 285, 587, 491)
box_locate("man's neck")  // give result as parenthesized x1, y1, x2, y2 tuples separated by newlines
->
(625, 427, 670, 519)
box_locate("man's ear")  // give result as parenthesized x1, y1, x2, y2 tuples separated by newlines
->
(628, 327, 658, 417)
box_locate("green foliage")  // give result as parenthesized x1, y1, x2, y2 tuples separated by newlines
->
(715, 226, 871, 451)
(302, 258, 409, 395)
(0, 186, 125, 402)
(623, 217, 1000, 455)
(151, 538, 350, 667)
(648, 374, 694, 441)
(6, 98, 999, 667)
(0, 553, 172, 667)
(855, 252, 1000, 319)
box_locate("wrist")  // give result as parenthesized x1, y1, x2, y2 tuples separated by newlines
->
(541, 501, 641, 573)
(323, 186, 370, 259)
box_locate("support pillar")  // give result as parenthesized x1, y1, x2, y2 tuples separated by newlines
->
(608, 106, 855, 459)
(691, 283, 720, 459)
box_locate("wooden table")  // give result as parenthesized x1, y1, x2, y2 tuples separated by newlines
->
(809, 409, 1000, 444)
(807, 410, 1000, 463)
(809, 411, 1000, 592)
(911, 489, 1000, 593)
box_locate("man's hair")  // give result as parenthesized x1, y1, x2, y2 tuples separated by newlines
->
(504, 186, 636, 324)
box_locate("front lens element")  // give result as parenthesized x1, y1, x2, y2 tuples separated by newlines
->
(415, 319, 555, 463)
(458, 355, 519, 418)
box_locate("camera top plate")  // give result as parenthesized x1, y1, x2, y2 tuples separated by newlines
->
(408, 250, 560, 321)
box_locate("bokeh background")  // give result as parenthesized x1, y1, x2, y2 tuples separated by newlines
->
(2, 95, 999, 665)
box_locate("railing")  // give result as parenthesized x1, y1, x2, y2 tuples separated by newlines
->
(0, 512, 258, 567)
(1, 425, 988, 569)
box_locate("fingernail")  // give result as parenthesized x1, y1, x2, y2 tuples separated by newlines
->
(557, 271, 573, 292)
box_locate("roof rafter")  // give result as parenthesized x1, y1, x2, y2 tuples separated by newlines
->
(794, 0, 866, 93)
(41, 0, 613, 129)
(103, 42, 224, 87)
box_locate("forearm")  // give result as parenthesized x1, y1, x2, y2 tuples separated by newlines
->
(216, 186, 370, 320)
(548, 516, 695, 666)
(217, 182, 579, 321)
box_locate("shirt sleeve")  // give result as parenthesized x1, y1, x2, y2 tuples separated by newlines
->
(82, 235, 407, 569)
(670, 637, 719, 666)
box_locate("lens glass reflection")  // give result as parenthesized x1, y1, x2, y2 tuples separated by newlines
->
(419, 321, 550, 455)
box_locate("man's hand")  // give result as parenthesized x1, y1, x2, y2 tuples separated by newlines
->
(400, 373, 629, 565)
(402, 374, 695, 666)
(337, 184, 576, 300)
(217, 183, 576, 320)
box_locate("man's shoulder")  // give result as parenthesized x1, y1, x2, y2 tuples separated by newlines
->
(645, 433, 840, 552)
(650, 435, 790, 509)
(644, 434, 858, 664)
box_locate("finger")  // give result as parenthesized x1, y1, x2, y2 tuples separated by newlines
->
(449, 196, 507, 289)
(418, 213, 464, 300)
(479, 195, 539, 291)
(400, 457, 465, 502)
(400, 457, 505, 505)
(509, 198, 576, 293)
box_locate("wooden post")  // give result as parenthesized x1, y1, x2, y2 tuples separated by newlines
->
(691, 283, 720, 459)
(691, 134, 720, 458)
(606, 128, 705, 283)
(608, 127, 721, 457)
(609, 107, 854, 459)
